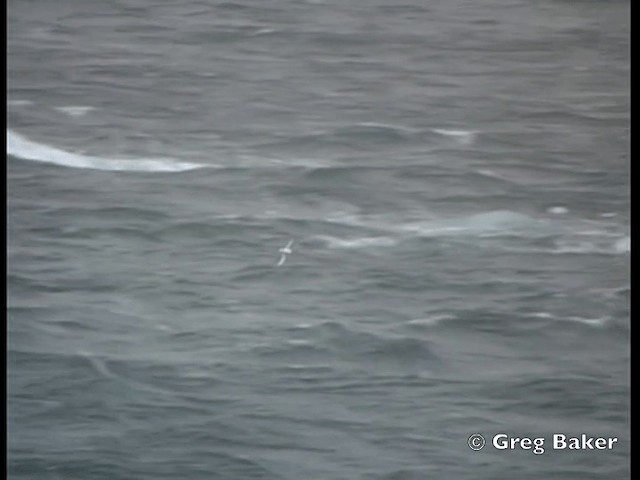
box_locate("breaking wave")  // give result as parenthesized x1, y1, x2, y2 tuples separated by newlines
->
(7, 129, 207, 173)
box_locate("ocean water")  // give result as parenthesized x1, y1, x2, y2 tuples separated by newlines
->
(7, 0, 630, 479)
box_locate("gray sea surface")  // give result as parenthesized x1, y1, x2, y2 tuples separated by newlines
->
(7, 0, 630, 479)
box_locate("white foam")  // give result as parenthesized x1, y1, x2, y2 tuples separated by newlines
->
(7, 129, 207, 173)
(613, 236, 630, 253)
(262, 156, 328, 169)
(77, 350, 115, 378)
(589, 286, 629, 299)
(8, 99, 33, 107)
(575, 229, 619, 237)
(529, 312, 554, 319)
(357, 121, 418, 133)
(564, 316, 610, 327)
(528, 313, 609, 327)
(547, 206, 569, 215)
(294, 323, 313, 329)
(407, 314, 456, 326)
(400, 224, 468, 237)
(552, 236, 629, 255)
(316, 235, 397, 249)
(248, 28, 277, 36)
(400, 210, 544, 238)
(432, 128, 477, 144)
(55, 106, 94, 117)
(552, 241, 604, 255)
(476, 169, 511, 182)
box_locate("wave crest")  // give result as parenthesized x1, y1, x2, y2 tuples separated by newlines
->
(7, 129, 207, 173)
(314, 235, 397, 249)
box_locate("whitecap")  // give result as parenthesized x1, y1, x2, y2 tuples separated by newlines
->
(528, 313, 609, 327)
(528, 312, 554, 319)
(564, 316, 610, 327)
(77, 350, 115, 378)
(248, 28, 278, 36)
(552, 236, 629, 255)
(315, 235, 397, 249)
(432, 128, 477, 144)
(294, 323, 313, 329)
(55, 106, 94, 117)
(358, 121, 418, 134)
(613, 236, 630, 253)
(589, 286, 629, 299)
(7, 129, 207, 173)
(475, 169, 512, 182)
(407, 314, 456, 326)
(547, 206, 569, 215)
(400, 224, 468, 237)
(400, 210, 545, 239)
(552, 241, 602, 255)
(8, 99, 33, 107)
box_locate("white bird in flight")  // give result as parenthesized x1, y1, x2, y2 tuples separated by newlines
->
(277, 239, 293, 266)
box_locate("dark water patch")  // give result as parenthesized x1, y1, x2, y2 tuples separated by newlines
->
(477, 376, 629, 423)
(154, 219, 274, 245)
(7, 271, 121, 295)
(261, 321, 441, 372)
(258, 123, 416, 152)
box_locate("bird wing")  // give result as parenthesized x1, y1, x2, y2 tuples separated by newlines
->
(285, 239, 294, 249)
(277, 254, 286, 266)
